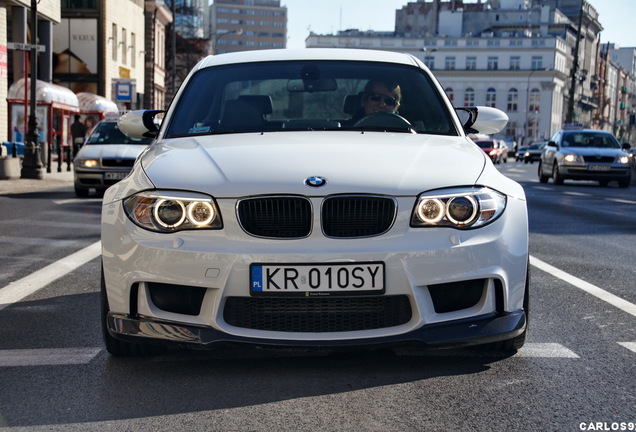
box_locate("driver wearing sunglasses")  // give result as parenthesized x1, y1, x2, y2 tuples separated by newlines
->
(361, 80, 401, 116)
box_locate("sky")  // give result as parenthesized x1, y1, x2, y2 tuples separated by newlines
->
(283, 0, 636, 49)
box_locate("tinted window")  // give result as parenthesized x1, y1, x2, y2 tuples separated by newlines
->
(86, 122, 154, 145)
(165, 60, 457, 137)
(561, 132, 620, 149)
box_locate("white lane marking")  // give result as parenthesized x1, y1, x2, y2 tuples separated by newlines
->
(563, 191, 590, 197)
(0, 236, 83, 247)
(517, 343, 580, 358)
(618, 342, 636, 353)
(0, 348, 102, 367)
(606, 198, 636, 205)
(53, 198, 102, 205)
(0, 241, 101, 311)
(0, 220, 98, 229)
(530, 255, 636, 318)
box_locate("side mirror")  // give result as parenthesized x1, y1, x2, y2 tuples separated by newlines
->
(547, 140, 558, 149)
(118, 110, 165, 139)
(622, 143, 631, 151)
(456, 106, 508, 135)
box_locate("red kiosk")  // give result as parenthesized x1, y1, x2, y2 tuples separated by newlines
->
(76, 92, 119, 136)
(7, 78, 80, 170)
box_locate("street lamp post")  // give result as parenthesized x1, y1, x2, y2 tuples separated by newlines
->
(21, 0, 43, 180)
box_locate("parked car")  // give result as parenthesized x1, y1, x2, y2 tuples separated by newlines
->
(538, 128, 631, 187)
(73, 119, 154, 197)
(522, 141, 545, 164)
(102, 48, 529, 357)
(474, 138, 507, 164)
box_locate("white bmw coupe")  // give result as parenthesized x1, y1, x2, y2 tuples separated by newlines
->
(101, 49, 529, 356)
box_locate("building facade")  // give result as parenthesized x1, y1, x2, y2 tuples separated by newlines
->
(307, 0, 635, 144)
(2, 0, 61, 143)
(209, 0, 286, 55)
(144, 0, 172, 110)
(3, 1, 172, 145)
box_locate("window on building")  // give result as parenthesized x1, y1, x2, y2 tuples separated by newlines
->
(464, 88, 475, 107)
(131, 33, 136, 68)
(529, 88, 541, 112)
(466, 56, 477, 70)
(505, 121, 518, 140)
(424, 56, 435, 70)
(532, 56, 543, 70)
(487, 56, 498, 70)
(445, 87, 454, 103)
(112, 24, 117, 61)
(486, 88, 496, 108)
(510, 56, 520, 70)
(121, 28, 127, 65)
(507, 88, 519, 112)
(445, 56, 456, 70)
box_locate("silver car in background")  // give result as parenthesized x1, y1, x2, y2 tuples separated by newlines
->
(73, 119, 154, 197)
(538, 128, 631, 187)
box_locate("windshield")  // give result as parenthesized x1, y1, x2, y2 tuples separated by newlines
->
(86, 122, 154, 145)
(165, 60, 457, 137)
(562, 132, 620, 149)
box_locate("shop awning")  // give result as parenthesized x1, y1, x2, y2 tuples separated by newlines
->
(7, 78, 80, 108)
(77, 92, 119, 114)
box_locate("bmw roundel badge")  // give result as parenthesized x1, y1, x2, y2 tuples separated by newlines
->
(305, 176, 327, 188)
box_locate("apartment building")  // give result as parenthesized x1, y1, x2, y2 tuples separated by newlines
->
(209, 0, 287, 55)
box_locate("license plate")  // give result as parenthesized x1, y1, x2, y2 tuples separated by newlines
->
(250, 262, 385, 296)
(588, 164, 610, 171)
(104, 172, 128, 180)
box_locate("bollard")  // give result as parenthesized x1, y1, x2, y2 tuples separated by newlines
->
(57, 143, 62, 173)
(46, 142, 52, 174)
(65, 146, 71, 171)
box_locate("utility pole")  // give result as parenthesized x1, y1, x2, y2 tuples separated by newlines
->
(566, 0, 584, 125)
(21, 0, 43, 179)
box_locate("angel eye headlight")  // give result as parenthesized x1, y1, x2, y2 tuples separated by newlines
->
(154, 199, 186, 228)
(411, 187, 506, 229)
(124, 191, 223, 232)
(416, 198, 445, 223)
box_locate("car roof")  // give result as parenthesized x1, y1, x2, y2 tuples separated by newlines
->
(561, 129, 613, 134)
(195, 48, 423, 71)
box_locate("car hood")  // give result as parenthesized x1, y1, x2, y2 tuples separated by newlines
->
(562, 147, 624, 157)
(139, 132, 488, 197)
(76, 144, 148, 160)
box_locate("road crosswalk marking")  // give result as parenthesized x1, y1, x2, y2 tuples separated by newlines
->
(0, 348, 102, 367)
(618, 342, 636, 353)
(515, 343, 579, 358)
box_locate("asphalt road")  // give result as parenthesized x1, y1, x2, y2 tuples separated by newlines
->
(0, 162, 635, 431)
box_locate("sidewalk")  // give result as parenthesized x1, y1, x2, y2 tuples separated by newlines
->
(0, 167, 74, 195)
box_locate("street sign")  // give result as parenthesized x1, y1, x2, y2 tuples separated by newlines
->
(7, 42, 46, 52)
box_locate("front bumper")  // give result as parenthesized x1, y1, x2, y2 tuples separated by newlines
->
(560, 165, 631, 181)
(102, 193, 529, 347)
(106, 309, 526, 350)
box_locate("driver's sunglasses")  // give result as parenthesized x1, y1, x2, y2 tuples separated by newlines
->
(367, 92, 398, 107)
